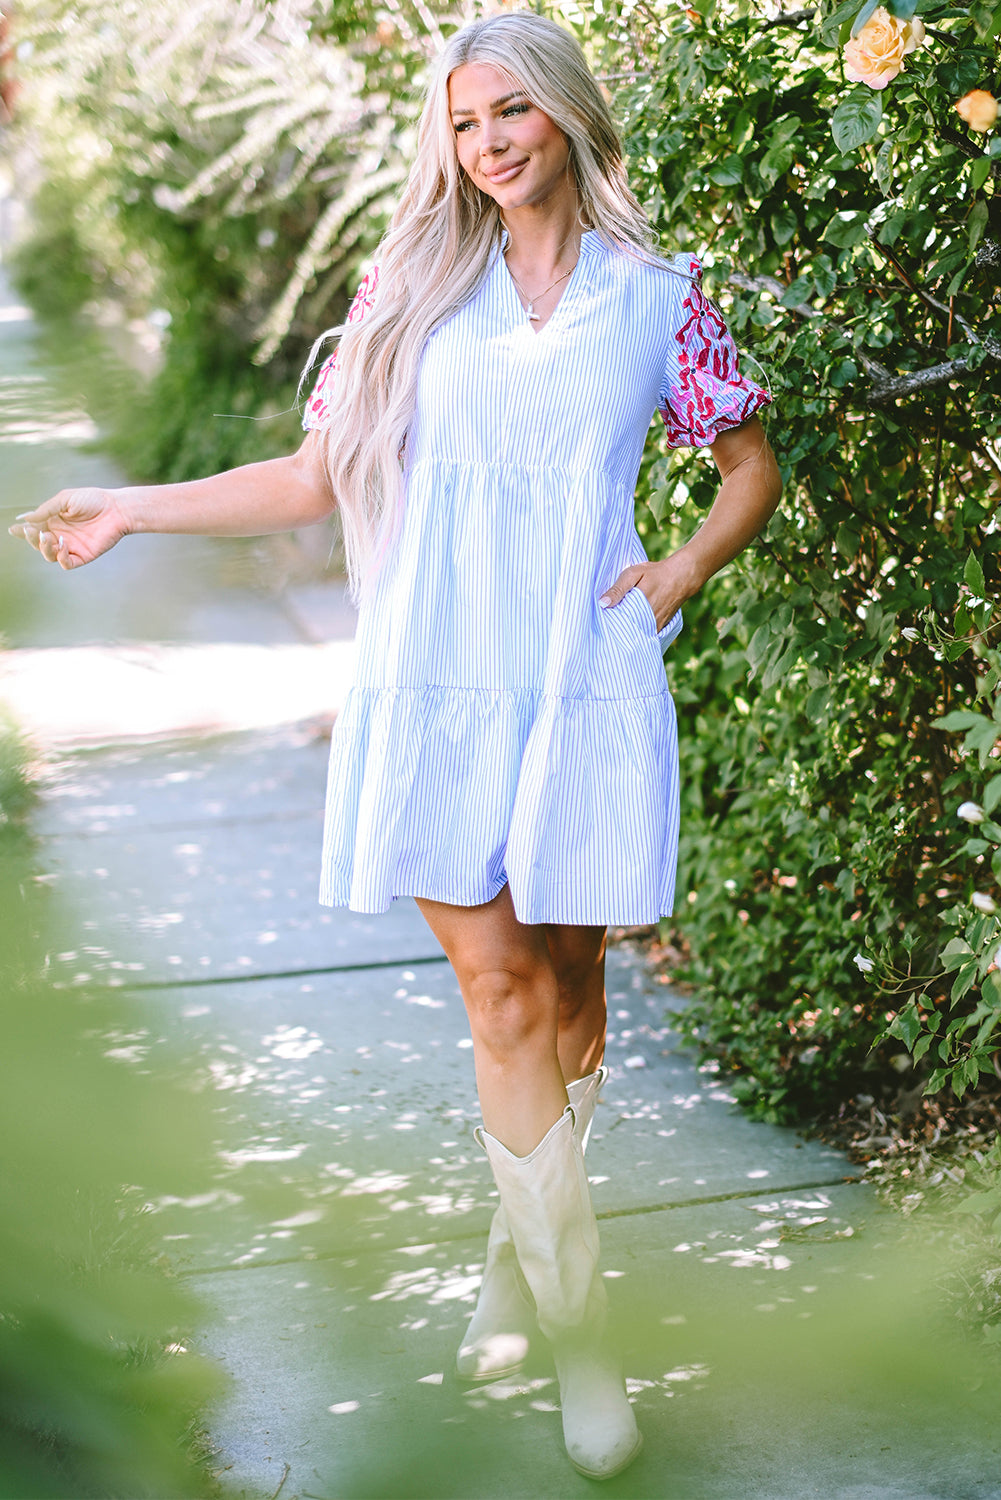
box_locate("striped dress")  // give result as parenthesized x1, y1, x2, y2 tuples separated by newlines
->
(303, 232, 769, 925)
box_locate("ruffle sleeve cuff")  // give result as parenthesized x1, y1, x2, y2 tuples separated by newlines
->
(302, 265, 380, 432)
(658, 257, 771, 449)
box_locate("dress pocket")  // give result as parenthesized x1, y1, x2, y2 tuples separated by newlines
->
(626, 587, 683, 653)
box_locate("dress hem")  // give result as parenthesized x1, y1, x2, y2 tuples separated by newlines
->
(317, 881, 675, 928)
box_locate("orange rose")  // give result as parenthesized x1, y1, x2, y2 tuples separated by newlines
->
(843, 7, 926, 90)
(956, 90, 998, 132)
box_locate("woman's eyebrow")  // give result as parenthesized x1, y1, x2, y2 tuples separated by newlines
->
(451, 90, 527, 119)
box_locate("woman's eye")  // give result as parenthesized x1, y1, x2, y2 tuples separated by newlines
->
(503, 103, 529, 117)
(454, 120, 474, 133)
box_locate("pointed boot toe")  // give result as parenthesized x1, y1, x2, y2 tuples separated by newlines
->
(556, 1347, 643, 1480)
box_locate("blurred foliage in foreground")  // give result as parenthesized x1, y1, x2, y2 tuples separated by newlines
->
(5, 0, 1001, 1133)
(0, 724, 221, 1497)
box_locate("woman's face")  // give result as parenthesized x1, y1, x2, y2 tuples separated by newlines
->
(448, 62, 572, 213)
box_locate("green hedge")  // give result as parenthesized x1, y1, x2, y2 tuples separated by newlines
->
(605, 0, 1000, 1119)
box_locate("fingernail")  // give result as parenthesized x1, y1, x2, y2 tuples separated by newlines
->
(598, 594, 612, 608)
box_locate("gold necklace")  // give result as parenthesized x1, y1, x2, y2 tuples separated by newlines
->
(505, 250, 580, 322)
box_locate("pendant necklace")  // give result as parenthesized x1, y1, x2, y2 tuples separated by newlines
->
(506, 251, 579, 322)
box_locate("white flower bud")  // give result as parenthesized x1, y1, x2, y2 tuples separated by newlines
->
(972, 891, 997, 913)
(900, 627, 920, 642)
(958, 802, 986, 823)
(854, 953, 874, 974)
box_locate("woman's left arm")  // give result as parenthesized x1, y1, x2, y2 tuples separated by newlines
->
(599, 416, 782, 628)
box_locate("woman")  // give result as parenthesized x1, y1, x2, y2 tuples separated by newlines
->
(11, 10, 781, 1481)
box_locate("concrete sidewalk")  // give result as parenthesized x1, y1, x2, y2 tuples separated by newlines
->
(30, 724, 1001, 1500)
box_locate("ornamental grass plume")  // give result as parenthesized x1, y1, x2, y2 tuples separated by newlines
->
(843, 7, 926, 90)
(956, 89, 999, 131)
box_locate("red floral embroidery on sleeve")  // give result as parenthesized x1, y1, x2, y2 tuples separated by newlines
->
(659, 258, 770, 449)
(303, 265, 380, 431)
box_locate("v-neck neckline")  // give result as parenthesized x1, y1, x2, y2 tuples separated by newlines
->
(498, 230, 597, 337)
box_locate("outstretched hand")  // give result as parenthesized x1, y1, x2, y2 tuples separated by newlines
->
(8, 487, 131, 569)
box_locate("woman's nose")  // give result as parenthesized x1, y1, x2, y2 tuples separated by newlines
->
(479, 120, 507, 156)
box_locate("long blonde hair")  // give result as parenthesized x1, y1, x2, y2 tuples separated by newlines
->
(315, 11, 658, 593)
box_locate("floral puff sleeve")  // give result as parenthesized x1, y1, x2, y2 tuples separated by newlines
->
(302, 265, 380, 432)
(658, 257, 770, 449)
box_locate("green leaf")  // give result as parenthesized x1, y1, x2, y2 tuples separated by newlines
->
(969, 200, 989, 255)
(821, 0, 865, 46)
(771, 205, 798, 246)
(823, 209, 870, 249)
(762, 643, 799, 691)
(982, 773, 1001, 815)
(911, 1032, 935, 1063)
(746, 623, 772, 667)
(933, 710, 988, 731)
(952, 960, 980, 1002)
(874, 136, 896, 195)
(941, 936, 974, 967)
(850, 0, 882, 35)
(890, 999, 922, 1049)
(972, 156, 992, 193)
(708, 156, 744, 187)
(831, 89, 883, 154)
(953, 1054, 982, 1098)
(964, 549, 987, 597)
(882, 0, 918, 17)
(781, 278, 814, 310)
(936, 52, 983, 97)
(970, 722, 1001, 766)
(972, 0, 1001, 37)
(831, 358, 858, 388)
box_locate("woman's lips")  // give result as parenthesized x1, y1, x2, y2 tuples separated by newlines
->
(482, 160, 528, 184)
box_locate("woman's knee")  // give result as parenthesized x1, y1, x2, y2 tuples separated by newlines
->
(464, 964, 557, 1057)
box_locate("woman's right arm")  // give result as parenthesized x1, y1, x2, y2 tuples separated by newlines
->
(8, 429, 334, 570)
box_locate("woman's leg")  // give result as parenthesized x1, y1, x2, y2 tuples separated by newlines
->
(418, 887, 639, 1474)
(415, 885, 567, 1155)
(545, 923, 607, 1084)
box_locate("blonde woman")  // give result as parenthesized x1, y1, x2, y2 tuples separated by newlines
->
(11, 11, 781, 1480)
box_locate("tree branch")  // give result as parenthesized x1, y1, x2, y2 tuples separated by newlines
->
(758, 8, 816, 29)
(863, 354, 974, 405)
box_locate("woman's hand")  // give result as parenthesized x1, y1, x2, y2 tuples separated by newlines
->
(600, 417, 783, 627)
(9, 487, 132, 570)
(599, 552, 702, 630)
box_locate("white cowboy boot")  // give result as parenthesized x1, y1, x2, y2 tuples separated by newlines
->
(456, 1066, 608, 1382)
(477, 1106, 641, 1481)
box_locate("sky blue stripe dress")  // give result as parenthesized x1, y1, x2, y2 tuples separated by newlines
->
(303, 233, 770, 926)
